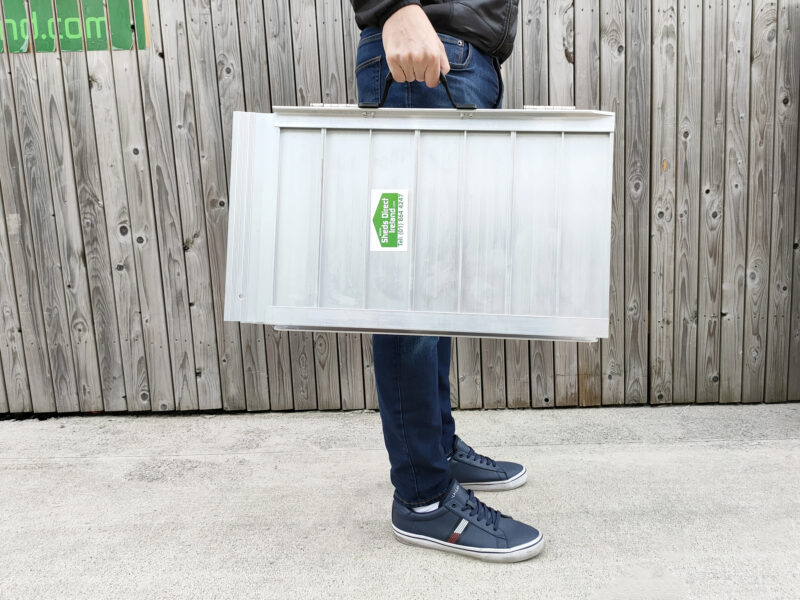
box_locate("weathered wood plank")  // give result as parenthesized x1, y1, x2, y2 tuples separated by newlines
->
(506, 339, 530, 408)
(720, 0, 753, 404)
(673, 0, 702, 403)
(522, 0, 548, 106)
(284, 0, 328, 411)
(185, 0, 247, 409)
(501, 25, 530, 408)
(239, 0, 293, 410)
(289, 0, 322, 107)
(530, 341, 555, 407)
(110, 33, 174, 412)
(236, 0, 272, 412)
(0, 177, 30, 414)
(548, 0, 573, 106)
(555, 343, 578, 406)
(696, 0, 727, 403)
(259, 0, 293, 411)
(237, 0, 272, 113)
(14, 50, 81, 413)
(85, 46, 148, 412)
(210, 0, 267, 412)
(265, 0, 297, 106)
(35, 48, 109, 415)
(362, 334, 379, 410)
(314, 332, 341, 409)
(340, 0, 361, 104)
(457, 337, 482, 409)
(550, 0, 577, 407)
(135, 0, 199, 411)
(0, 35, 48, 414)
(522, 0, 556, 409)
(60, 50, 128, 412)
(649, 0, 677, 406)
(316, 0, 347, 104)
(575, 0, 601, 406)
(158, 0, 221, 410)
(791, 90, 800, 402)
(338, 333, 364, 410)
(743, 0, 778, 403)
(290, 331, 317, 410)
(625, 0, 651, 403)
(599, 0, 625, 405)
(481, 339, 506, 409)
(210, 0, 245, 163)
(265, 326, 293, 409)
(765, 0, 799, 403)
(790, 128, 800, 401)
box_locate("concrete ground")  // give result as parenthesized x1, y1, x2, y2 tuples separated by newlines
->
(0, 404, 798, 600)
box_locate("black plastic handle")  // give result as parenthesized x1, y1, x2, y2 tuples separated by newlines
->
(358, 72, 477, 110)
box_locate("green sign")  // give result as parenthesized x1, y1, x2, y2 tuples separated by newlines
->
(1, 0, 149, 52)
(370, 189, 409, 252)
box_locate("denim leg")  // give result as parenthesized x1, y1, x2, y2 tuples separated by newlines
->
(437, 337, 456, 456)
(357, 26, 503, 508)
(373, 334, 452, 507)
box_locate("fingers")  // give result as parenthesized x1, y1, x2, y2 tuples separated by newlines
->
(386, 45, 448, 88)
(439, 45, 451, 76)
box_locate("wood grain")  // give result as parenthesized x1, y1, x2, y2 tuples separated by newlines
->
(136, 0, 199, 411)
(0, 22, 51, 413)
(158, 0, 219, 410)
(575, 0, 601, 406)
(362, 334, 379, 410)
(550, 0, 577, 407)
(481, 339, 506, 409)
(0, 173, 30, 414)
(720, 0, 752, 404)
(314, 332, 341, 410)
(338, 333, 364, 409)
(743, 0, 778, 403)
(210, 0, 266, 412)
(185, 0, 246, 409)
(624, 0, 651, 404)
(36, 48, 108, 413)
(19, 50, 81, 413)
(86, 47, 147, 412)
(0, 0, 796, 413)
(765, 0, 799, 403)
(673, 0, 702, 403)
(599, 0, 625, 405)
(457, 337, 482, 409)
(696, 0, 727, 403)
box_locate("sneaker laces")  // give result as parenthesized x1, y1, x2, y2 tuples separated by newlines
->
(464, 445, 497, 468)
(462, 490, 502, 531)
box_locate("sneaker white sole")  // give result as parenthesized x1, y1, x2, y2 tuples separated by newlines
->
(459, 466, 528, 492)
(392, 523, 544, 563)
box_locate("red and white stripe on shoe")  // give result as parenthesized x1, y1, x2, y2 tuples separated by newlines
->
(447, 518, 469, 544)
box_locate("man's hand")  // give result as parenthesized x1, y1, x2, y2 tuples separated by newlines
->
(382, 4, 450, 88)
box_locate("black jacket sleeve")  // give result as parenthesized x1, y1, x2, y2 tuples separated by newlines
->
(349, 0, 421, 29)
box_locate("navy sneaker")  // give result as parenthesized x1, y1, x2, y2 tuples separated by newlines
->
(448, 435, 527, 491)
(392, 480, 544, 562)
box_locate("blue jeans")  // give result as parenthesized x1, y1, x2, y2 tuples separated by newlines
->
(356, 27, 504, 507)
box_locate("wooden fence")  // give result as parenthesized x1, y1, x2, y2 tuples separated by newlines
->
(0, 0, 798, 414)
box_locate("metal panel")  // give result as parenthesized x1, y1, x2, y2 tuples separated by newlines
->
(224, 106, 615, 341)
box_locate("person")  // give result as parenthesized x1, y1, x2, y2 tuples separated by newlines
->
(350, 0, 544, 562)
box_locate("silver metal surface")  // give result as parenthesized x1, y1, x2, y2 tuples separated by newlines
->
(224, 106, 615, 340)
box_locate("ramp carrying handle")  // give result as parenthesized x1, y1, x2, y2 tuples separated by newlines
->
(359, 72, 478, 110)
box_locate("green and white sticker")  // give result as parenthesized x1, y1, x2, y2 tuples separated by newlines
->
(370, 189, 410, 252)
